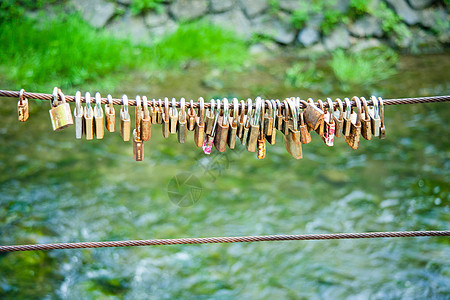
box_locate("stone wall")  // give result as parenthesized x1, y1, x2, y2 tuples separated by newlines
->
(70, 0, 449, 52)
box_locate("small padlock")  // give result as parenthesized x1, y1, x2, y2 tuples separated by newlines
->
(303, 98, 324, 131)
(162, 97, 170, 138)
(241, 99, 252, 146)
(74, 91, 83, 139)
(169, 98, 178, 134)
(203, 101, 220, 155)
(17, 89, 29, 122)
(343, 97, 352, 136)
(314, 99, 325, 137)
(178, 98, 187, 143)
(49, 87, 74, 131)
(379, 97, 386, 139)
(187, 100, 196, 131)
(360, 97, 372, 140)
(132, 129, 144, 161)
(247, 97, 262, 152)
(214, 99, 229, 152)
(266, 100, 277, 145)
(194, 97, 205, 147)
(94, 92, 104, 139)
(227, 98, 239, 149)
(237, 100, 246, 139)
(284, 99, 302, 159)
(264, 100, 274, 136)
(135, 95, 143, 139)
(141, 96, 151, 141)
(205, 99, 215, 135)
(345, 96, 362, 149)
(369, 96, 381, 137)
(333, 98, 344, 138)
(298, 100, 311, 144)
(157, 99, 163, 124)
(257, 100, 266, 159)
(282, 99, 290, 136)
(275, 100, 283, 131)
(84, 91, 94, 140)
(151, 99, 158, 124)
(322, 98, 335, 146)
(105, 94, 115, 132)
(120, 94, 131, 141)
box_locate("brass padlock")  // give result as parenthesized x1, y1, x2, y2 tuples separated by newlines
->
(162, 97, 170, 138)
(132, 129, 144, 161)
(298, 100, 311, 144)
(236, 100, 246, 140)
(157, 99, 163, 124)
(266, 100, 277, 145)
(49, 87, 74, 131)
(333, 98, 344, 138)
(343, 97, 352, 136)
(141, 96, 151, 141)
(84, 91, 94, 140)
(369, 96, 381, 137)
(303, 98, 324, 131)
(74, 91, 83, 139)
(203, 100, 220, 155)
(379, 97, 386, 139)
(169, 98, 178, 134)
(151, 99, 158, 124)
(241, 99, 252, 145)
(322, 98, 335, 146)
(135, 95, 143, 139)
(105, 94, 115, 132)
(264, 100, 274, 136)
(282, 99, 290, 135)
(275, 99, 283, 131)
(120, 94, 131, 141)
(205, 99, 215, 135)
(227, 98, 238, 149)
(94, 92, 104, 139)
(284, 99, 302, 159)
(178, 98, 187, 143)
(17, 89, 29, 122)
(247, 97, 262, 152)
(360, 97, 372, 140)
(194, 97, 205, 147)
(315, 99, 325, 137)
(214, 99, 229, 152)
(345, 96, 362, 149)
(187, 100, 196, 131)
(257, 99, 266, 159)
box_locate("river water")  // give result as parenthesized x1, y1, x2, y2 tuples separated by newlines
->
(0, 53, 449, 298)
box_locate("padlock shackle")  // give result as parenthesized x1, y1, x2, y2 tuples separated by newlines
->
(352, 96, 362, 126)
(360, 97, 370, 119)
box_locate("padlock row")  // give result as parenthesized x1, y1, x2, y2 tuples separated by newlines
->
(16, 87, 386, 160)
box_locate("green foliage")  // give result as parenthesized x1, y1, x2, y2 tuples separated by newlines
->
(370, 2, 411, 45)
(329, 47, 398, 90)
(130, 0, 164, 15)
(285, 60, 323, 89)
(321, 9, 345, 35)
(349, 0, 370, 16)
(0, 0, 58, 22)
(290, 3, 311, 29)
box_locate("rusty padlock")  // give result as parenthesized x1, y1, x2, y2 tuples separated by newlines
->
(241, 99, 252, 146)
(141, 96, 151, 141)
(257, 99, 267, 159)
(187, 100, 196, 131)
(205, 99, 215, 135)
(135, 95, 143, 139)
(275, 99, 283, 131)
(360, 97, 372, 141)
(105, 94, 115, 132)
(214, 98, 229, 152)
(379, 97, 386, 139)
(236, 100, 246, 140)
(314, 99, 325, 137)
(265, 100, 276, 145)
(178, 98, 187, 143)
(298, 100, 311, 144)
(282, 99, 290, 136)
(227, 98, 239, 149)
(345, 96, 362, 149)
(169, 98, 178, 134)
(132, 129, 144, 161)
(73, 91, 83, 139)
(49, 87, 73, 131)
(247, 97, 262, 152)
(284, 99, 302, 159)
(17, 89, 29, 122)
(162, 97, 170, 138)
(333, 98, 344, 138)
(302, 98, 324, 131)
(203, 100, 221, 155)
(322, 98, 335, 146)
(194, 97, 205, 147)
(94, 92, 104, 139)
(120, 94, 131, 141)
(84, 92, 94, 140)
(157, 99, 163, 124)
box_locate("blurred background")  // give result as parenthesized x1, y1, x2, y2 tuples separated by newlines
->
(0, 0, 449, 298)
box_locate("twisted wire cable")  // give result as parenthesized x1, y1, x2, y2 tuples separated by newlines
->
(1, 231, 448, 252)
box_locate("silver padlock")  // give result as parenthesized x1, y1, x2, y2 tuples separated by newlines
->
(73, 91, 83, 139)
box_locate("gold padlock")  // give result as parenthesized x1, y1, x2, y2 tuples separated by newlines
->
(187, 100, 196, 131)
(343, 97, 352, 136)
(345, 96, 362, 149)
(169, 98, 178, 134)
(205, 99, 215, 135)
(83, 92, 94, 140)
(247, 97, 262, 152)
(333, 98, 344, 137)
(284, 99, 302, 159)
(132, 129, 144, 161)
(236, 100, 246, 140)
(275, 99, 283, 131)
(157, 99, 163, 124)
(105, 94, 115, 132)
(257, 99, 266, 159)
(214, 99, 229, 152)
(49, 87, 74, 131)
(162, 97, 170, 138)
(266, 100, 277, 145)
(194, 97, 205, 147)
(227, 98, 239, 149)
(369, 96, 381, 137)
(264, 100, 274, 137)
(94, 92, 104, 139)
(141, 96, 151, 141)
(178, 98, 187, 143)
(120, 94, 131, 141)
(135, 95, 143, 139)
(379, 97, 386, 139)
(17, 89, 29, 122)
(73, 91, 83, 139)
(360, 97, 372, 140)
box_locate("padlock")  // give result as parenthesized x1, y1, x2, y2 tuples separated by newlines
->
(227, 98, 238, 149)
(73, 91, 83, 139)
(187, 100, 196, 131)
(157, 99, 163, 124)
(169, 98, 179, 134)
(360, 97, 372, 140)
(83, 91, 94, 140)
(247, 97, 261, 152)
(162, 97, 170, 138)
(214, 98, 229, 152)
(264, 100, 274, 136)
(343, 97, 352, 136)
(284, 99, 302, 159)
(282, 99, 290, 135)
(205, 99, 215, 135)
(333, 98, 344, 138)
(194, 97, 205, 147)
(303, 98, 324, 131)
(275, 100, 283, 131)
(151, 99, 158, 124)
(345, 96, 362, 149)
(298, 100, 311, 144)
(132, 129, 144, 161)
(236, 100, 246, 139)
(105, 94, 115, 132)
(135, 95, 143, 139)
(203, 100, 221, 155)
(266, 100, 277, 145)
(241, 99, 252, 146)
(120, 94, 131, 141)
(141, 96, 151, 141)
(49, 87, 74, 131)
(314, 99, 325, 137)
(177, 98, 187, 143)
(94, 92, 104, 139)
(322, 98, 335, 146)
(17, 89, 29, 122)
(257, 99, 266, 159)
(369, 96, 381, 137)
(379, 97, 386, 139)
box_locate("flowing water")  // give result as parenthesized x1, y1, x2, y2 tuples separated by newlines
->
(0, 53, 449, 299)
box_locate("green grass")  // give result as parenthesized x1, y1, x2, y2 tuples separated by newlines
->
(0, 14, 248, 91)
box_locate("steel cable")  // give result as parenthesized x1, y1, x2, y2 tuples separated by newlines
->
(0, 231, 448, 252)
